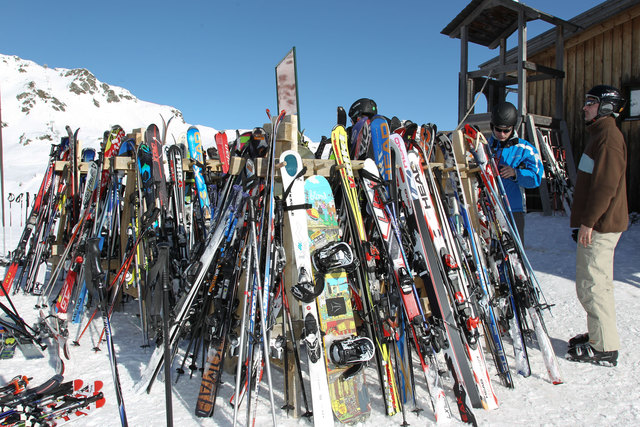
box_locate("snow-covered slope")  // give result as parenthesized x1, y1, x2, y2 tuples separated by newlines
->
(0, 53, 219, 196)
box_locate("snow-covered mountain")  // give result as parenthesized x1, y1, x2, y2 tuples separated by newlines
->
(0, 53, 217, 196)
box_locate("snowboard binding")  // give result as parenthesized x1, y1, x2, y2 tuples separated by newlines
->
(291, 266, 324, 303)
(329, 336, 375, 366)
(312, 241, 359, 274)
(302, 313, 321, 364)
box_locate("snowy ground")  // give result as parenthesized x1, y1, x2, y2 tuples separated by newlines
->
(1, 211, 639, 427)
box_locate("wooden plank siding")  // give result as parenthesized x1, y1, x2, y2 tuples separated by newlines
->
(527, 3, 640, 212)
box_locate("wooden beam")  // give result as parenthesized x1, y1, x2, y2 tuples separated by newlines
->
(555, 25, 565, 120)
(451, 0, 497, 39)
(517, 9, 528, 121)
(488, 22, 519, 49)
(468, 63, 516, 79)
(468, 60, 564, 80)
(459, 25, 469, 124)
(523, 61, 564, 78)
(493, 0, 579, 29)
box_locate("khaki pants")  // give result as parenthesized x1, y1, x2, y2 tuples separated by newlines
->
(576, 230, 622, 352)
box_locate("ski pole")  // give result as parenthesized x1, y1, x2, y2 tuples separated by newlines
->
(25, 192, 29, 227)
(158, 242, 174, 427)
(71, 306, 99, 346)
(280, 277, 312, 418)
(15, 193, 23, 227)
(7, 193, 13, 227)
(280, 278, 291, 414)
(85, 237, 128, 427)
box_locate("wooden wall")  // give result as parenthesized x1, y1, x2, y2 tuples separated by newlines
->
(527, 4, 640, 213)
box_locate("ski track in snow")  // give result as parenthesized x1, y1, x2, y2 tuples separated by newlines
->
(1, 213, 639, 426)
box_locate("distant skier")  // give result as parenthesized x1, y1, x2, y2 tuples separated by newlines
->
(488, 102, 543, 245)
(567, 85, 628, 367)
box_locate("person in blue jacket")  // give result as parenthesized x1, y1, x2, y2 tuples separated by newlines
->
(488, 102, 543, 245)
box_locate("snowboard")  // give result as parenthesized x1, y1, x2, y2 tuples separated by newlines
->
(305, 174, 371, 424)
(279, 151, 333, 427)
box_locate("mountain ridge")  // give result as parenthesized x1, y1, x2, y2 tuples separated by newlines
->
(0, 53, 219, 194)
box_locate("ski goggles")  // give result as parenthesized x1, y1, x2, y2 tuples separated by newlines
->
(584, 97, 599, 107)
(493, 126, 513, 134)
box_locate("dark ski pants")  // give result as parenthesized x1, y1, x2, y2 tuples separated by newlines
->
(575, 230, 621, 352)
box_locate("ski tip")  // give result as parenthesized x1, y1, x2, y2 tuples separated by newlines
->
(96, 395, 107, 408)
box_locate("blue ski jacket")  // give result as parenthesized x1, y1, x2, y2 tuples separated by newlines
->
(489, 134, 543, 213)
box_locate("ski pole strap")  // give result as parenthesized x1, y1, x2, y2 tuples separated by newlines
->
(282, 166, 311, 212)
(282, 165, 307, 199)
(283, 202, 311, 212)
(357, 167, 382, 184)
(358, 167, 392, 205)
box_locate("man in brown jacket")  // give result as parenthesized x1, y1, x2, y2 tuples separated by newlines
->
(567, 85, 628, 367)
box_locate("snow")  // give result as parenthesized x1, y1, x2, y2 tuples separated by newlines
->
(2, 52, 640, 426)
(1, 214, 639, 426)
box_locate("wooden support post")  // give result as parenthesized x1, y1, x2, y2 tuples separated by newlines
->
(459, 25, 469, 124)
(451, 130, 482, 232)
(275, 114, 303, 417)
(555, 25, 565, 121)
(517, 9, 528, 135)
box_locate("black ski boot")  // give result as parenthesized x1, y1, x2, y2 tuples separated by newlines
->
(329, 336, 375, 366)
(566, 343, 618, 367)
(568, 333, 589, 348)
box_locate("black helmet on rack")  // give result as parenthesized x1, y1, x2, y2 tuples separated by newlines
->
(586, 85, 625, 118)
(348, 98, 377, 123)
(490, 102, 518, 128)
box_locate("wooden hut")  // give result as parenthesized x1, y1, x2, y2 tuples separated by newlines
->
(517, 0, 640, 213)
(444, 0, 640, 213)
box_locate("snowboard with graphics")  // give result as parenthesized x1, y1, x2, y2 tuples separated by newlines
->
(304, 175, 371, 424)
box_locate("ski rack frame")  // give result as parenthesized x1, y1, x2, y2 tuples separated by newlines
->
(41, 119, 490, 420)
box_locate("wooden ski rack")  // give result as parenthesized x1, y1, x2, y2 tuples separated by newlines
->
(47, 118, 488, 419)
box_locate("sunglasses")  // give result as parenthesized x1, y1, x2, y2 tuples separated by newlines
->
(493, 126, 513, 134)
(584, 98, 599, 107)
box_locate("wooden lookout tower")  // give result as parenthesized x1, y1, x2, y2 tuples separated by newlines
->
(442, 0, 581, 215)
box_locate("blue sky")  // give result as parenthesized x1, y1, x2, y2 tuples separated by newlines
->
(1, 0, 603, 142)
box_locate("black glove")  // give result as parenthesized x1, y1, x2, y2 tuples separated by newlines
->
(571, 228, 579, 242)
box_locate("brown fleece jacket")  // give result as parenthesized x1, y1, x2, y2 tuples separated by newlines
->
(570, 116, 628, 232)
